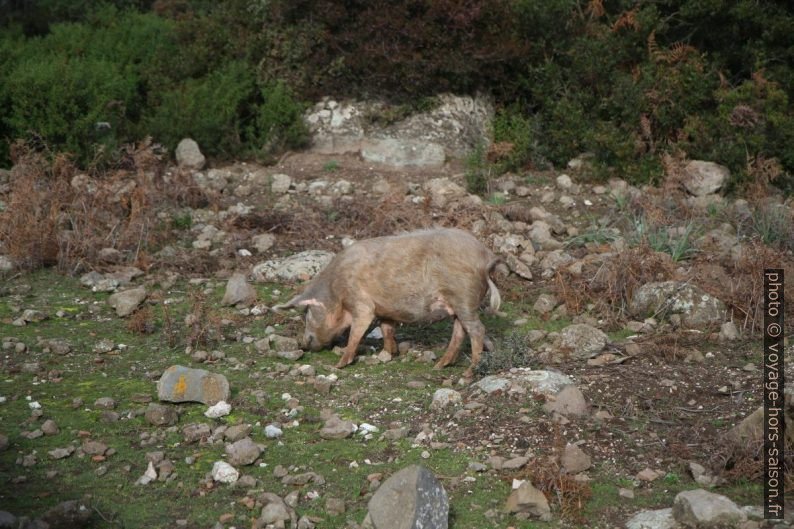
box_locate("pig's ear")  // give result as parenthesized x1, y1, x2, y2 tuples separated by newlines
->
(271, 295, 325, 312)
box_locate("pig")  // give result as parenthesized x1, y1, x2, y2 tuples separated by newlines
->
(272, 228, 502, 378)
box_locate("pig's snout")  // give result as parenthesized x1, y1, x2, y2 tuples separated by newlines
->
(301, 333, 322, 352)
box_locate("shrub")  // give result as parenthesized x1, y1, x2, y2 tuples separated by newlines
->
(252, 81, 310, 155)
(4, 54, 137, 165)
(143, 61, 255, 156)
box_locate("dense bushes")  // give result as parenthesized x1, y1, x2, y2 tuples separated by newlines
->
(0, 4, 307, 166)
(0, 0, 792, 192)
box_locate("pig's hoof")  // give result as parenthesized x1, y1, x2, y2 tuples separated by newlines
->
(433, 360, 447, 370)
(462, 368, 474, 379)
(334, 360, 350, 369)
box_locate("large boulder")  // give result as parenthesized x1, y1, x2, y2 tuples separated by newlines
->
(672, 489, 746, 527)
(253, 250, 334, 282)
(175, 138, 206, 170)
(107, 287, 147, 317)
(682, 161, 729, 197)
(304, 94, 493, 167)
(629, 281, 725, 328)
(363, 465, 448, 529)
(157, 365, 230, 406)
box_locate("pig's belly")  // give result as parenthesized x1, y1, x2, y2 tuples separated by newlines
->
(375, 297, 454, 323)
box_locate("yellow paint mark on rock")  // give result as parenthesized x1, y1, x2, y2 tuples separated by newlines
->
(174, 375, 187, 398)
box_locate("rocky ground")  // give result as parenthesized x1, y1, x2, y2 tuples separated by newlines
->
(0, 145, 792, 529)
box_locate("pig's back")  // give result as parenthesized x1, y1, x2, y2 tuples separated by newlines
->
(331, 229, 494, 321)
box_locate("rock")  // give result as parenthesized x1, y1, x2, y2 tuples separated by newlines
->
(320, 415, 356, 440)
(136, 461, 158, 485)
(554, 324, 608, 359)
(626, 508, 676, 529)
(719, 321, 740, 341)
(225, 437, 261, 466)
(253, 250, 335, 282)
(0, 511, 16, 528)
(157, 365, 230, 406)
(672, 489, 747, 527)
(175, 138, 205, 170)
(0, 256, 13, 273)
(636, 468, 662, 481)
(542, 385, 588, 417)
(533, 293, 558, 314)
(224, 424, 252, 442)
(424, 177, 467, 208)
(502, 456, 529, 470)
(270, 334, 300, 352)
(251, 233, 276, 253)
(220, 273, 257, 307)
(259, 494, 295, 527)
(48, 447, 74, 459)
(40, 500, 91, 529)
(473, 377, 511, 394)
(0, 434, 8, 452)
(98, 247, 122, 263)
(82, 440, 108, 456)
(94, 397, 116, 409)
(205, 400, 232, 418)
(683, 161, 729, 196)
(182, 423, 211, 444)
(41, 419, 59, 436)
(528, 221, 562, 250)
(430, 388, 462, 410)
(107, 287, 147, 317)
(41, 338, 71, 355)
(362, 138, 446, 167)
(92, 339, 115, 354)
(265, 424, 283, 438)
(505, 481, 552, 521)
(211, 461, 239, 484)
(21, 309, 47, 323)
(561, 444, 591, 473)
(619, 488, 635, 500)
(145, 403, 178, 426)
(305, 94, 493, 167)
(629, 281, 725, 328)
(270, 173, 292, 194)
(515, 369, 575, 396)
(366, 465, 448, 529)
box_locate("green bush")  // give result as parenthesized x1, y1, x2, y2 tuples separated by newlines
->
(4, 54, 137, 164)
(143, 61, 255, 157)
(252, 81, 310, 155)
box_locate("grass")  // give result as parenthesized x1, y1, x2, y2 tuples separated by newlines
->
(0, 270, 540, 528)
(0, 268, 770, 528)
(323, 160, 340, 173)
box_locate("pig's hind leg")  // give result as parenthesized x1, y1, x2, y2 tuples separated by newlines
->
(433, 318, 466, 369)
(380, 320, 398, 355)
(335, 309, 374, 369)
(458, 314, 486, 379)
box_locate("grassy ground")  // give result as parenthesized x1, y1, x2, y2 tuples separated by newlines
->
(0, 268, 777, 529)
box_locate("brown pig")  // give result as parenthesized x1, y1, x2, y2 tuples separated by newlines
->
(272, 228, 502, 377)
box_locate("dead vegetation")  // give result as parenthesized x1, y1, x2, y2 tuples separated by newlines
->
(553, 243, 677, 326)
(0, 139, 211, 274)
(517, 425, 592, 523)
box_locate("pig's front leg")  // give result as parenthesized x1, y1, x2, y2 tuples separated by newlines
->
(336, 312, 374, 368)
